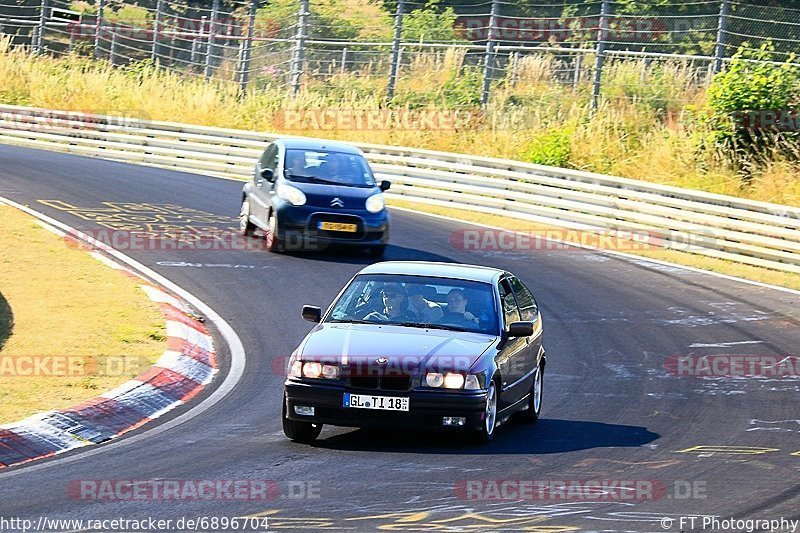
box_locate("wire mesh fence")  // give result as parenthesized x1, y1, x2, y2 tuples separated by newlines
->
(1, 0, 798, 108)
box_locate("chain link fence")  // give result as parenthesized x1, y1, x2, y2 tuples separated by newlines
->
(1, 0, 798, 108)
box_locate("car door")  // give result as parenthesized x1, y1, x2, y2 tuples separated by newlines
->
(508, 276, 541, 385)
(496, 277, 527, 408)
(251, 144, 280, 225)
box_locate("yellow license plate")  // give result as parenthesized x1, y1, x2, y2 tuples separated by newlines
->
(319, 222, 357, 232)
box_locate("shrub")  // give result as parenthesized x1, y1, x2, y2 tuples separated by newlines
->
(705, 41, 800, 166)
(522, 126, 573, 167)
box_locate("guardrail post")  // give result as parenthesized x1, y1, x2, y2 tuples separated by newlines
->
(290, 0, 310, 97)
(591, 0, 611, 112)
(386, 0, 405, 101)
(713, 0, 730, 73)
(204, 0, 220, 79)
(93, 0, 106, 59)
(238, 0, 258, 95)
(152, 0, 164, 63)
(35, 0, 48, 54)
(480, 0, 500, 108)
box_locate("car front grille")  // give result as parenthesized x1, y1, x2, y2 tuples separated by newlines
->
(347, 375, 411, 391)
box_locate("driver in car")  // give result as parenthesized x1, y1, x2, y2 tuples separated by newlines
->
(286, 152, 306, 177)
(365, 283, 418, 322)
(440, 289, 479, 329)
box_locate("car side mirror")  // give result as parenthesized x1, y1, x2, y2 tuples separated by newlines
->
(302, 305, 322, 323)
(507, 321, 534, 337)
(260, 168, 275, 182)
(379, 180, 391, 192)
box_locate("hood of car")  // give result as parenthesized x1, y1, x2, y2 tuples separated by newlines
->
(299, 323, 496, 373)
(288, 181, 379, 209)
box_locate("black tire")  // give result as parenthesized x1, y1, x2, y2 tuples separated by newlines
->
(282, 395, 322, 443)
(518, 363, 543, 423)
(472, 380, 499, 444)
(265, 210, 284, 253)
(239, 198, 256, 237)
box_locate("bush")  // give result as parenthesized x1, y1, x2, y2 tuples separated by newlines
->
(705, 42, 800, 164)
(522, 126, 573, 167)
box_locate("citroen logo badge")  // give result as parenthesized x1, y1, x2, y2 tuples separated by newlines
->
(331, 197, 344, 208)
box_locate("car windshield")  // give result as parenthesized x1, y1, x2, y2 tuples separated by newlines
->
(327, 274, 499, 335)
(284, 149, 376, 187)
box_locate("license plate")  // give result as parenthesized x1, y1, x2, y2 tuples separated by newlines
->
(319, 222, 357, 233)
(343, 393, 409, 411)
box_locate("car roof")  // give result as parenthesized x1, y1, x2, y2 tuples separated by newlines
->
(276, 137, 364, 155)
(357, 261, 505, 283)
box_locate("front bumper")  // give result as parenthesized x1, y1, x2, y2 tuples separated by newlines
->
(274, 201, 389, 249)
(284, 380, 487, 431)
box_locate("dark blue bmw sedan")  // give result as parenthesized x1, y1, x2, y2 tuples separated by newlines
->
(239, 138, 391, 255)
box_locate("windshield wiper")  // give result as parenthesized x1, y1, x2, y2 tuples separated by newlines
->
(390, 321, 472, 332)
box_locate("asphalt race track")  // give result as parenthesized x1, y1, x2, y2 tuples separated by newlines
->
(0, 144, 798, 532)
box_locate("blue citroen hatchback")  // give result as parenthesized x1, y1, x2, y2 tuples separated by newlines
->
(239, 138, 391, 255)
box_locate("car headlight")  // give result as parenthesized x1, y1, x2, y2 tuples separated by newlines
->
(425, 372, 480, 389)
(365, 193, 385, 213)
(302, 362, 322, 378)
(443, 373, 465, 389)
(322, 364, 340, 379)
(277, 183, 307, 206)
(464, 374, 481, 390)
(288, 359, 302, 378)
(425, 372, 444, 387)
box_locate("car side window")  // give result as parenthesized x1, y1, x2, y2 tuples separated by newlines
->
(498, 279, 521, 327)
(509, 277, 537, 322)
(260, 145, 279, 172)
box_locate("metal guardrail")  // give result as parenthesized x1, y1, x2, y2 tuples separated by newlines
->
(1, 103, 799, 274)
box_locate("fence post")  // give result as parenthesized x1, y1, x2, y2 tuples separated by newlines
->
(35, 0, 48, 54)
(340, 47, 348, 74)
(480, 0, 500, 108)
(238, 0, 258, 95)
(152, 0, 164, 63)
(509, 51, 519, 87)
(290, 0, 309, 97)
(591, 0, 611, 112)
(93, 0, 106, 58)
(110, 29, 117, 65)
(204, 0, 220, 79)
(386, 0, 405, 101)
(713, 0, 730, 73)
(573, 53, 583, 89)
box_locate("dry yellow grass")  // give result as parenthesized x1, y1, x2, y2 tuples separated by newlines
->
(388, 199, 800, 292)
(0, 39, 798, 207)
(0, 205, 166, 423)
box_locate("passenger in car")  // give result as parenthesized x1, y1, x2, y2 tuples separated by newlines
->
(441, 289, 479, 328)
(408, 285, 444, 323)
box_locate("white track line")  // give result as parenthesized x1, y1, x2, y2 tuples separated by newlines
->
(0, 196, 246, 478)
